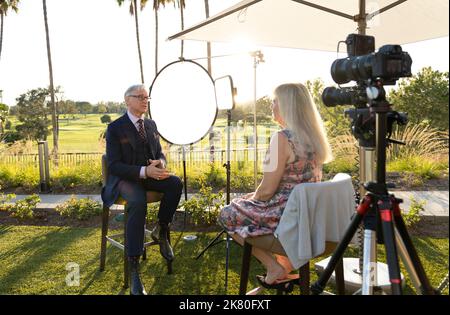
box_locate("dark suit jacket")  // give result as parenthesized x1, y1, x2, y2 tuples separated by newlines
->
(101, 114, 166, 208)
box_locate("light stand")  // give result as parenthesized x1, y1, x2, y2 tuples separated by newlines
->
(182, 145, 189, 228)
(195, 109, 232, 288)
(194, 76, 236, 293)
(250, 50, 264, 190)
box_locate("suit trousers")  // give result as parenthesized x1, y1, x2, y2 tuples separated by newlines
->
(118, 175, 183, 257)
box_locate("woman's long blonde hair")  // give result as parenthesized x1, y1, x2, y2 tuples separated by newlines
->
(274, 83, 333, 164)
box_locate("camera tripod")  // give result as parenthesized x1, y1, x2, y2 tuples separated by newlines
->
(311, 95, 437, 295)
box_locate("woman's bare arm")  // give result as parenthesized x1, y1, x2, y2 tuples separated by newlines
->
(252, 131, 292, 201)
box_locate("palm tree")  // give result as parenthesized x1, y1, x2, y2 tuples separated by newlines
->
(42, 0, 58, 162)
(0, 0, 19, 65)
(117, 0, 145, 84)
(152, 0, 178, 75)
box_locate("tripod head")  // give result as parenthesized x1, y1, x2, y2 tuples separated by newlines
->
(344, 81, 408, 149)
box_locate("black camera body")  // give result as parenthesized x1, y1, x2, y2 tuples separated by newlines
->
(330, 37, 412, 86)
(323, 34, 412, 107)
(322, 34, 411, 147)
(365, 44, 412, 85)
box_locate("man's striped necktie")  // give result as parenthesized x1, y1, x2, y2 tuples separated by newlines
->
(137, 119, 147, 141)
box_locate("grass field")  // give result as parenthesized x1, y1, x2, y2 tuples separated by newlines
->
(56, 114, 121, 152)
(0, 225, 447, 295)
(5, 114, 278, 153)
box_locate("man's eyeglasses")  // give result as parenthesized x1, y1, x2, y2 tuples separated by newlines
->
(129, 95, 150, 101)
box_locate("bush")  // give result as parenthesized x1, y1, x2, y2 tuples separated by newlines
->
(203, 163, 226, 188)
(146, 202, 159, 224)
(0, 184, 16, 211)
(100, 114, 111, 124)
(56, 196, 102, 220)
(0, 164, 39, 191)
(1, 131, 22, 143)
(403, 197, 425, 228)
(8, 194, 40, 220)
(180, 180, 225, 225)
(171, 161, 257, 193)
(51, 162, 102, 191)
(387, 156, 447, 180)
(323, 156, 358, 176)
(387, 124, 448, 161)
(0, 158, 102, 192)
(230, 161, 260, 192)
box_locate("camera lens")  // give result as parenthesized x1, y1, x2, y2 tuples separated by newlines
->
(322, 86, 368, 107)
(331, 55, 374, 84)
(322, 87, 353, 107)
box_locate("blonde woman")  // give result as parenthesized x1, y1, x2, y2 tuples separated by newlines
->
(218, 83, 333, 291)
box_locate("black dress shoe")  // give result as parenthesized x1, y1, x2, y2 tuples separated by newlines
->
(128, 256, 147, 295)
(151, 222, 174, 262)
(256, 274, 298, 293)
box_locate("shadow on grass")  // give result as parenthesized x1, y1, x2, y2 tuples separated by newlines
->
(0, 225, 13, 237)
(143, 231, 266, 295)
(412, 237, 448, 267)
(78, 251, 128, 295)
(0, 227, 94, 293)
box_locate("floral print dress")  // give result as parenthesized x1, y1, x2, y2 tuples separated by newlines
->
(218, 129, 322, 238)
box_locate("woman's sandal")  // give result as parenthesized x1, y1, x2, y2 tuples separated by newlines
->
(256, 274, 298, 293)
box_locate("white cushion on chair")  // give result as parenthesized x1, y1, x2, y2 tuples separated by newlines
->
(275, 173, 355, 269)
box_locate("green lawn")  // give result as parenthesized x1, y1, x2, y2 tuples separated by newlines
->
(6, 114, 122, 153)
(56, 114, 121, 152)
(0, 225, 447, 295)
(5, 114, 278, 153)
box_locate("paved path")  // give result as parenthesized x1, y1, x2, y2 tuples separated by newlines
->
(7, 191, 449, 217)
(393, 191, 449, 217)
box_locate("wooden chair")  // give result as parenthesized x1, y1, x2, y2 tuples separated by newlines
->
(238, 236, 345, 295)
(99, 154, 172, 289)
(238, 174, 355, 295)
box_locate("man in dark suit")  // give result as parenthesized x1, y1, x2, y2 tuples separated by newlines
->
(101, 84, 183, 295)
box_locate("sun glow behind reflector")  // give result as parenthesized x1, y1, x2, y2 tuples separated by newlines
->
(149, 60, 218, 145)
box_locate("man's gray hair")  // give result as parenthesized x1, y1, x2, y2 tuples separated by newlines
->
(124, 84, 146, 98)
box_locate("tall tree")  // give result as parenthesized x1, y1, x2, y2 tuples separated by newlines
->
(42, 0, 58, 161)
(151, 0, 176, 75)
(117, 0, 145, 84)
(388, 67, 449, 130)
(15, 88, 51, 141)
(0, 0, 19, 65)
(0, 102, 8, 135)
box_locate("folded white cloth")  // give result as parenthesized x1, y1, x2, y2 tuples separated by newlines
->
(275, 173, 355, 269)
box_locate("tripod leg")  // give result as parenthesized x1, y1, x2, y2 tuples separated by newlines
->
(311, 196, 371, 295)
(395, 228, 422, 293)
(362, 229, 378, 295)
(393, 201, 436, 295)
(195, 230, 225, 260)
(378, 198, 403, 295)
(225, 233, 230, 293)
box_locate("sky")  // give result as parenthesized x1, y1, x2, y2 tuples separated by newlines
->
(0, 0, 448, 107)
